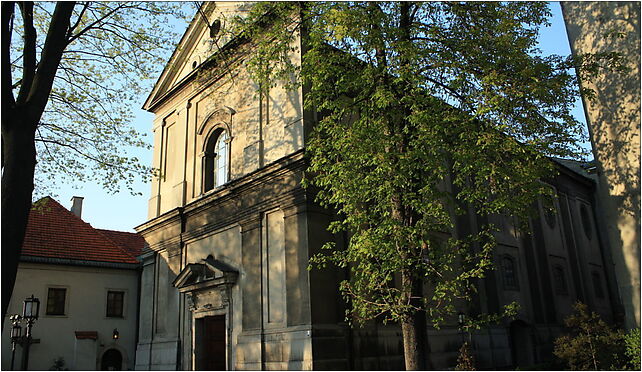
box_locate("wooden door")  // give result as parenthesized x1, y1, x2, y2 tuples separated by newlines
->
(195, 315, 226, 370)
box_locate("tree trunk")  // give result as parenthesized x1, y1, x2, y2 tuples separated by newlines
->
(1, 113, 38, 327)
(1, 1, 74, 329)
(400, 269, 432, 370)
(401, 315, 422, 370)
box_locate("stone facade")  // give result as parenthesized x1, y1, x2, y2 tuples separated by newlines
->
(135, 2, 617, 370)
(1, 263, 139, 371)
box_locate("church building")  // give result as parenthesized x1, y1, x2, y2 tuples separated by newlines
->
(134, 3, 617, 370)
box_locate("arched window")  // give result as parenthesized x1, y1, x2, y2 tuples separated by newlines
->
(580, 204, 593, 240)
(203, 130, 229, 192)
(592, 271, 604, 298)
(501, 255, 519, 290)
(552, 265, 568, 295)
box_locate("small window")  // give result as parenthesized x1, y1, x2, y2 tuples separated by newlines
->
(553, 265, 568, 295)
(592, 272, 604, 298)
(203, 130, 229, 192)
(501, 255, 519, 290)
(106, 291, 125, 318)
(46, 288, 67, 315)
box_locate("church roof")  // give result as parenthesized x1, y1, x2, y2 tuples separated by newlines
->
(21, 197, 142, 265)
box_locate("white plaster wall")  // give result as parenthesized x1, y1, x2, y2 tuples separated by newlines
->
(1, 263, 138, 371)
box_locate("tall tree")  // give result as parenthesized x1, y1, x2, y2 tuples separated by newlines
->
(1, 2, 187, 325)
(235, 2, 593, 369)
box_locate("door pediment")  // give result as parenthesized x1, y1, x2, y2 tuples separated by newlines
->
(173, 257, 238, 293)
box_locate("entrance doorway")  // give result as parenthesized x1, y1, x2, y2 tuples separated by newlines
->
(195, 315, 226, 370)
(509, 320, 534, 368)
(100, 348, 123, 370)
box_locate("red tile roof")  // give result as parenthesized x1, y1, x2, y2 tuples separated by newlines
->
(97, 229, 145, 258)
(21, 197, 142, 264)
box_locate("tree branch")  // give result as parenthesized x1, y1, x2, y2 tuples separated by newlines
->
(67, 1, 90, 37)
(16, 2, 36, 106)
(1, 2, 16, 113)
(66, 2, 126, 45)
(25, 2, 75, 118)
(34, 137, 118, 168)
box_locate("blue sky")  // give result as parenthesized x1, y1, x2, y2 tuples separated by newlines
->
(49, 2, 589, 233)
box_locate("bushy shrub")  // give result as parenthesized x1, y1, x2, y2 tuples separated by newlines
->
(554, 302, 632, 370)
(624, 328, 641, 370)
(455, 341, 476, 371)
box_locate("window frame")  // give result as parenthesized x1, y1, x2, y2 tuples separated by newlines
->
(106, 290, 126, 318)
(46, 287, 68, 316)
(552, 265, 569, 295)
(501, 254, 520, 291)
(202, 128, 230, 193)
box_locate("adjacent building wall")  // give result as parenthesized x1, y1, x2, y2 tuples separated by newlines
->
(1, 262, 139, 371)
(562, 1, 641, 329)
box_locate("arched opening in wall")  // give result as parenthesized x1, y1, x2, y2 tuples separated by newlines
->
(100, 348, 123, 371)
(509, 320, 534, 368)
(203, 128, 230, 192)
(501, 255, 519, 290)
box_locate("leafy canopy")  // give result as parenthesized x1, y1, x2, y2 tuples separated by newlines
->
(235, 2, 586, 326)
(8, 2, 191, 197)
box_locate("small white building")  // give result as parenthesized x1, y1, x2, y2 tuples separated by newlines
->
(1, 197, 144, 370)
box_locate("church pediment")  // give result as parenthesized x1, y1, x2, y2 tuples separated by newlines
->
(143, 2, 254, 111)
(173, 256, 238, 293)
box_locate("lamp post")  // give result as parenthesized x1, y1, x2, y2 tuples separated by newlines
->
(21, 295, 40, 370)
(9, 315, 23, 370)
(457, 312, 466, 345)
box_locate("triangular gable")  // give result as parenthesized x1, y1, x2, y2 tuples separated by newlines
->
(143, 2, 254, 112)
(172, 258, 238, 292)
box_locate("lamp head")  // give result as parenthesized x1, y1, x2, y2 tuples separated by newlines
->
(458, 312, 466, 327)
(11, 323, 22, 339)
(22, 295, 40, 320)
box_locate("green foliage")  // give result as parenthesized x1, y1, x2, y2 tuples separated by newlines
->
(8, 2, 191, 197)
(455, 342, 476, 371)
(624, 328, 641, 370)
(235, 2, 587, 330)
(553, 302, 633, 370)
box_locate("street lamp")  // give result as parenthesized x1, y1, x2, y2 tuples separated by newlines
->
(9, 315, 22, 370)
(23, 295, 40, 320)
(21, 295, 40, 370)
(457, 312, 466, 344)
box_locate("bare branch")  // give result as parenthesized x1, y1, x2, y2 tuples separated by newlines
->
(67, 2, 90, 37)
(66, 3, 127, 45)
(35, 137, 118, 168)
(1, 2, 16, 112)
(26, 2, 75, 116)
(16, 2, 36, 106)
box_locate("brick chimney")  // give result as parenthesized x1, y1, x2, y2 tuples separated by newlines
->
(70, 196, 84, 218)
